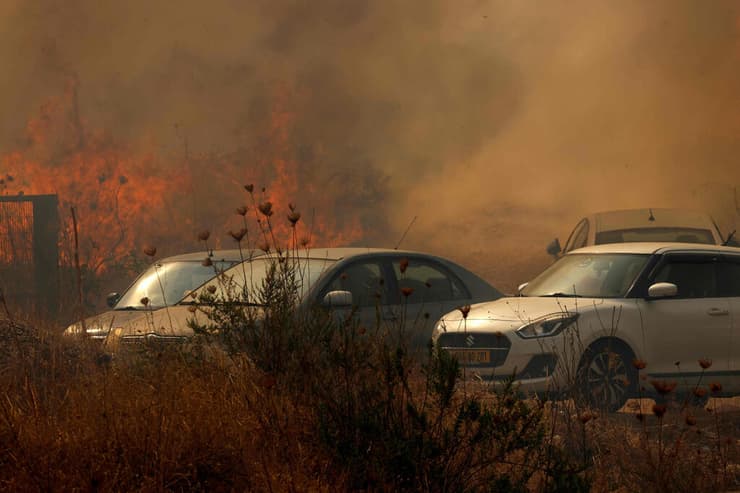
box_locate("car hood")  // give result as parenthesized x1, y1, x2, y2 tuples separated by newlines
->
(65, 309, 148, 337)
(436, 296, 607, 333)
(65, 303, 268, 340)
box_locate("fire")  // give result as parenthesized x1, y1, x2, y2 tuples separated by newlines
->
(0, 78, 365, 279)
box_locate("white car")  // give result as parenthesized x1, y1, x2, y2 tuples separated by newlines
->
(433, 242, 740, 411)
(546, 208, 732, 257)
(65, 249, 246, 340)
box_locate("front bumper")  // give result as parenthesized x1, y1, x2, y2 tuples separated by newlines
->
(436, 331, 566, 393)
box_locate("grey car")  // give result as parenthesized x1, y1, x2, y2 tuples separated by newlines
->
(69, 248, 502, 349)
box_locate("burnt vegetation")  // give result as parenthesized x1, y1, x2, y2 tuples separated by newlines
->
(0, 192, 737, 492)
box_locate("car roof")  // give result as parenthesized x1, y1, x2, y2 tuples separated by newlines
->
(569, 242, 740, 255)
(158, 249, 256, 262)
(293, 247, 432, 260)
(159, 247, 429, 263)
(590, 208, 715, 232)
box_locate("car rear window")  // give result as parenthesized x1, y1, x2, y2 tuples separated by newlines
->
(595, 227, 715, 245)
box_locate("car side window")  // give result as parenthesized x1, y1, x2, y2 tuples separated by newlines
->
(565, 218, 589, 253)
(392, 257, 468, 303)
(717, 257, 740, 297)
(653, 256, 717, 298)
(324, 261, 386, 307)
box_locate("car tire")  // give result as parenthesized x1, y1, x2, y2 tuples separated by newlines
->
(576, 339, 637, 413)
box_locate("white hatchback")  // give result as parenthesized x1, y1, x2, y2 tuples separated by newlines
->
(433, 242, 740, 411)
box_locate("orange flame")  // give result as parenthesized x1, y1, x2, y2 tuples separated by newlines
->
(0, 79, 365, 277)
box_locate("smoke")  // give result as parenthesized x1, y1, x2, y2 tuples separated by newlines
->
(1, 0, 738, 289)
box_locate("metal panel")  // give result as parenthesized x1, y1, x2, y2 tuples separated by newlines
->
(0, 194, 59, 316)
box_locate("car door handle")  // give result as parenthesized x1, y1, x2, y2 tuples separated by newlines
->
(707, 307, 729, 316)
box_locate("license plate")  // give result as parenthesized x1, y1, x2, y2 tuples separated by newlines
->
(446, 349, 490, 364)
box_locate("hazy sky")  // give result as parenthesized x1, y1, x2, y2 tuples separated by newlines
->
(1, 0, 738, 287)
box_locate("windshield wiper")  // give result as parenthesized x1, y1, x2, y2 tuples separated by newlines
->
(179, 300, 265, 307)
(540, 292, 583, 298)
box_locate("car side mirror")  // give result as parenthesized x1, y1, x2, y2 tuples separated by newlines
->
(322, 290, 353, 307)
(106, 292, 120, 308)
(646, 282, 678, 299)
(546, 238, 562, 258)
(517, 282, 529, 294)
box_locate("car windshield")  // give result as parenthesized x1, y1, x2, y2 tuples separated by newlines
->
(115, 260, 236, 310)
(595, 227, 715, 245)
(193, 256, 337, 304)
(521, 253, 650, 298)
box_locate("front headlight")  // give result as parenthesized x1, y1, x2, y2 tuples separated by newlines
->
(63, 323, 82, 336)
(431, 319, 446, 344)
(516, 313, 579, 339)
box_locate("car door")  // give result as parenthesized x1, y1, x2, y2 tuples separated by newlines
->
(717, 254, 740, 392)
(317, 258, 392, 331)
(387, 255, 471, 349)
(564, 218, 590, 253)
(640, 253, 732, 388)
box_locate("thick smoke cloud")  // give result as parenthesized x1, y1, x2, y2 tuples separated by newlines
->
(1, 0, 738, 289)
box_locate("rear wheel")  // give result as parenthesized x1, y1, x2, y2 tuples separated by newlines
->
(576, 340, 637, 412)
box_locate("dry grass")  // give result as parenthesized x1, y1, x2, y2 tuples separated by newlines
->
(0, 191, 737, 492)
(0, 317, 736, 492)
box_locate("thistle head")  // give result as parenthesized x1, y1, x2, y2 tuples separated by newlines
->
(258, 201, 273, 217)
(458, 304, 471, 319)
(229, 228, 247, 242)
(652, 403, 667, 418)
(650, 380, 677, 396)
(287, 211, 301, 226)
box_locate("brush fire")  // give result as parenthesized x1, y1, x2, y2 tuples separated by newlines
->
(0, 79, 374, 313)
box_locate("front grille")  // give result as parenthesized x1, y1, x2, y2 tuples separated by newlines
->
(120, 334, 189, 345)
(437, 332, 511, 367)
(437, 332, 511, 349)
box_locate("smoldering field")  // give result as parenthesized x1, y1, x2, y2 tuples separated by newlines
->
(0, 2, 739, 490)
(1, 0, 739, 295)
